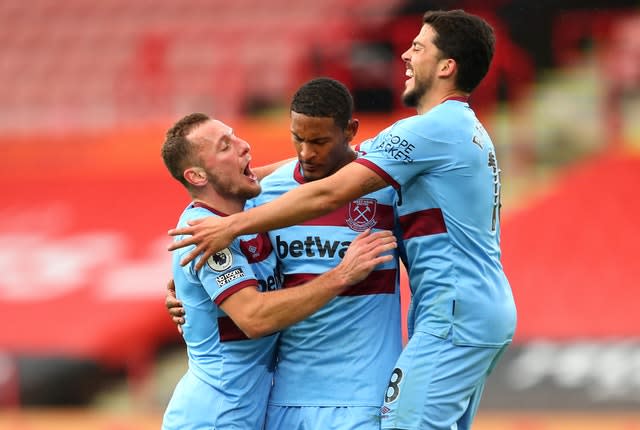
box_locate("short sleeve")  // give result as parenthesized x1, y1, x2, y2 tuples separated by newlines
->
(196, 239, 258, 305)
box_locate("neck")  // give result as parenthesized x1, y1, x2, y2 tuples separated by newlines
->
(191, 192, 245, 215)
(343, 147, 358, 165)
(416, 89, 469, 114)
(328, 148, 358, 176)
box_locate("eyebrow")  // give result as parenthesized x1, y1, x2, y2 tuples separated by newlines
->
(291, 131, 329, 143)
(218, 128, 233, 145)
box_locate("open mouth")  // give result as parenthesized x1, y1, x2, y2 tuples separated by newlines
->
(405, 67, 415, 86)
(243, 162, 257, 182)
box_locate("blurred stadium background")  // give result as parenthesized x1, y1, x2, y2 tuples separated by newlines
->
(1, 0, 640, 428)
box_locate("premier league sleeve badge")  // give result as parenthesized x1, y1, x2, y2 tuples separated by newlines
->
(207, 248, 233, 271)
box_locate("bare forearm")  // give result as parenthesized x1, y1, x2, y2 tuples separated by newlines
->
(232, 163, 383, 237)
(244, 270, 348, 337)
(167, 163, 388, 270)
(231, 229, 396, 338)
(232, 182, 338, 237)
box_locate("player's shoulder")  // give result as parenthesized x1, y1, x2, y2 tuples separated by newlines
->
(388, 113, 432, 136)
(260, 159, 297, 186)
(429, 100, 478, 131)
(178, 204, 219, 226)
(390, 103, 474, 142)
(172, 205, 224, 264)
(255, 160, 298, 205)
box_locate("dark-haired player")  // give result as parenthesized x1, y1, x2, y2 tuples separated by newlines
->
(168, 10, 517, 430)
(160, 112, 396, 430)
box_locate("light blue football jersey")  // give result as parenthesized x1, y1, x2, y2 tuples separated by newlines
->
(355, 99, 517, 347)
(253, 150, 402, 407)
(164, 202, 281, 429)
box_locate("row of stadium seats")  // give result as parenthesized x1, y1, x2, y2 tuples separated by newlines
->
(0, 0, 402, 133)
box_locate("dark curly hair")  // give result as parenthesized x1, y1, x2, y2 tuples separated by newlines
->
(290, 78, 353, 129)
(423, 10, 495, 93)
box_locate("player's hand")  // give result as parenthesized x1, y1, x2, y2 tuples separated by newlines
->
(335, 229, 397, 286)
(165, 279, 185, 334)
(168, 215, 235, 270)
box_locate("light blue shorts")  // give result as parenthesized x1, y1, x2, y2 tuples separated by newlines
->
(380, 331, 508, 430)
(266, 405, 382, 430)
(162, 369, 268, 430)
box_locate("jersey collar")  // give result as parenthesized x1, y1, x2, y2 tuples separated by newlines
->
(441, 96, 469, 103)
(191, 201, 228, 217)
(293, 162, 307, 184)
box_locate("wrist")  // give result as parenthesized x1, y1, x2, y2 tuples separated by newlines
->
(326, 266, 350, 291)
(226, 213, 242, 236)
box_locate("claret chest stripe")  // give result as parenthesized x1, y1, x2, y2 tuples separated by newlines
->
(298, 202, 395, 230)
(399, 208, 447, 239)
(217, 316, 250, 341)
(283, 269, 397, 296)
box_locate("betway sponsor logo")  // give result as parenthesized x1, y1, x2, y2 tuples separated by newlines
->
(258, 273, 280, 292)
(276, 235, 351, 259)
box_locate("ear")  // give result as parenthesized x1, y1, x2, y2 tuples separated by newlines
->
(345, 118, 360, 143)
(183, 167, 208, 187)
(439, 58, 457, 78)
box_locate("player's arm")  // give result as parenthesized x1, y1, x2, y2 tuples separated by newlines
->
(180, 229, 395, 339)
(169, 162, 387, 269)
(252, 156, 296, 181)
(165, 279, 185, 332)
